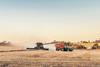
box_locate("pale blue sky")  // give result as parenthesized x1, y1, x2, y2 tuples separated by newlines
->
(0, 0, 100, 43)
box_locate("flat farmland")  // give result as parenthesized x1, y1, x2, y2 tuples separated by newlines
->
(0, 49, 100, 67)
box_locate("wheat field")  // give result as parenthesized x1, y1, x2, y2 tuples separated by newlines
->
(0, 47, 100, 67)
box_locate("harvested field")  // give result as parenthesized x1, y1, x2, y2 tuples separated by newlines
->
(0, 49, 100, 67)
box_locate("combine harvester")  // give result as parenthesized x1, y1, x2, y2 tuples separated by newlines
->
(27, 41, 74, 51)
(27, 42, 49, 50)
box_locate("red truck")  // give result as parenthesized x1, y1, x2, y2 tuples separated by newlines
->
(55, 42, 73, 51)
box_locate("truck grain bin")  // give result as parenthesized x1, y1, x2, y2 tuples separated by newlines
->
(55, 42, 73, 51)
(55, 42, 64, 51)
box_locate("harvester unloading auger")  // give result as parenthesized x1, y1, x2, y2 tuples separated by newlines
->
(27, 41, 74, 51)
